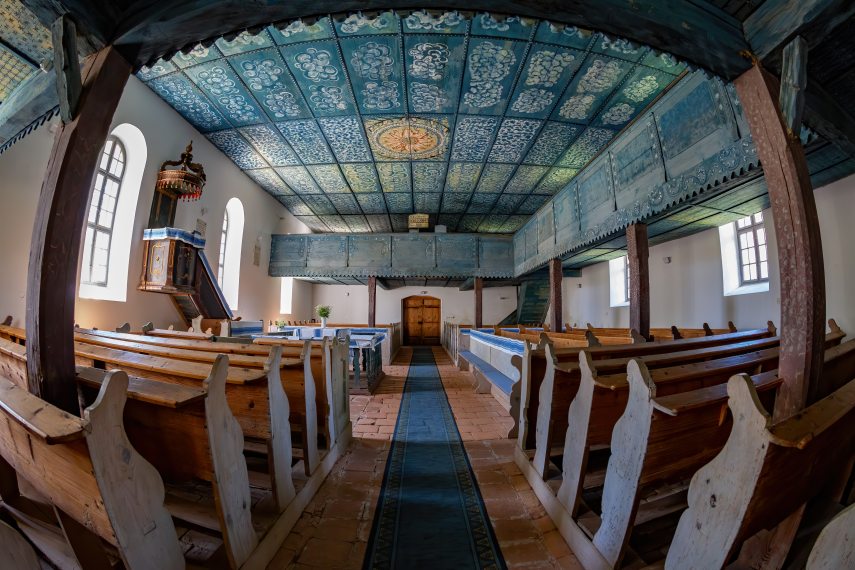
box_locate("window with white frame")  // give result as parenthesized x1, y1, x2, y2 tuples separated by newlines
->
(217, 209, 229, 285)
(718, 210, 771, 297)
(82, 136, 124, 286)
(609, 255, 630, 307)
(218, 198, 244, 310)
(79, 124, 147, 302)
(280, 277, 294, 314)
(735, 212, 769, 284)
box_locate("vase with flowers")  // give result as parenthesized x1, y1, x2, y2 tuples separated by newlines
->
(316, 304, 331, 328)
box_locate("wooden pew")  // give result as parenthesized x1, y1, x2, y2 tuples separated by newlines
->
(665, 374, 855, 569)
(591, 363, 782, 566)
(0, 519, 40, 569)
(555, 345, 781, 519)
(77, 357, 262, 568)
(0, 371, 185, 569)
(72, 338, 315, 486)
(0, 337, 26, 388)
(147, 328, 213, 341)
(806, 502, 855, 569)
(0, 323, 26, 346)
(522, 327, 780, 476)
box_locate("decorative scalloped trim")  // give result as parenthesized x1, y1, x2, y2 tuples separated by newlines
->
(0, 106, 58, 156)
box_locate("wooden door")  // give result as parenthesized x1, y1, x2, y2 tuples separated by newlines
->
(403, 296, 441, 345)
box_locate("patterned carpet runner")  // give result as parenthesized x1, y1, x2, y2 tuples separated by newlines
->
(364, 347, 505, 569)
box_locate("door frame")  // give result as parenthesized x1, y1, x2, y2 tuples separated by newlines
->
(402, 295, 441, 346)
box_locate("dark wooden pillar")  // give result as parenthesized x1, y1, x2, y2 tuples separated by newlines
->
(626, 223, 650, 340)
(367, 276, 377, 327)
(474, 277, 483, 329)
(548, 258, 562, 332)
(26, 46, 131, 413)
(735, 63, 825, 419)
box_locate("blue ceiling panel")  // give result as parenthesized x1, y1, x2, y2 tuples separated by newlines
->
(295, 216, 329, 231)
(184, 60, 265, 128)
(355, 192, 388, 214)
(141, 10, 684, 232)
(239, 124, 300, 166)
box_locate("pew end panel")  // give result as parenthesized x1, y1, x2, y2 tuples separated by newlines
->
(667, 375, 855, 570)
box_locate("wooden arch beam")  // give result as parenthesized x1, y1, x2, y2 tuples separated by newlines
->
(26, 45, 131, 413)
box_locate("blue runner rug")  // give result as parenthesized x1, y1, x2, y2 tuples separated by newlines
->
(364, 347, 505, 569)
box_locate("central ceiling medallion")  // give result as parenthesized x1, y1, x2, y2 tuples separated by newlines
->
(367, 117, 449, 160)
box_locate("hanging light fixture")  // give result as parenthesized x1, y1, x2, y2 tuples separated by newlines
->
(156, 142, 207, 201)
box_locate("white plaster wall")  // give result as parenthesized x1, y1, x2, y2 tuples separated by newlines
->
(0, 75, 313, 330)
(815, 174, 855, 335)
(311, 284, 518, 327)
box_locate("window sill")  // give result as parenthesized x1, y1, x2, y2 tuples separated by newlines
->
(724, 282, 769, 297)
(79, 283, 126, 303)
(609, 301, 630, 308)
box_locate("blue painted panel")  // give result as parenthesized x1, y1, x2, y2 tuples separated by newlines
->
(590, 35, 648, 63)
(229, 47, 311, 122)
(488, 119, 542, 163)
(326, 192, 361, 214)
(592, 67, 674, 130)
(322, 215, 349, 232)
(505, 165, 549, 193)
(392, 235, 435, 269)
(349, 235, 391, 267)
(558, 127, 615, 168)
(268, 18, 335, 45)
(458, 38, 528, 115)
(376, 163, 411, 193)
(184, 60, 266, 128)
(245, 168, 292, 195)
(365, 214, 392, 232)
(280, 40, 355, 116)
(520, 194, 551, 215)
(404, 34, 467, 114)
(553, 183, 581, 246)
(655, 78, 720, 160)
(334, 12, 397, 36)
(276, 166, 322, 194)
(550, 54, 633, 124)
(506, 45, 585, 119)
(302, 194, 338, 215)
(170, 44, 222, 69)
(494, 193, 526, 214)
(294, 216, 329, 231)
(441, 193, 472, 213)
(444, 163, 483, 193)
(317, 117, 372, 162)
(307, 165, 351, 193)
(450, 116, 499, 162)
(471, 14, 533, 39)
(344, 215, 371, 232)
(402, 10, 468, 34)
(275, 120, 334, 164)
(239, 124, 300, 167)
(148, 74, 227, 132)
(412, 162, 447, 193)
(137, 59, 177, 81)
(467, 193, 499, 214)
(341, 164, 381, 193)
(524, 122, 581, 165)
(205, 131, 267, 169)
(524, 222, 538, 260)
(480, 237, 514, 271)
(610, 120, 665, 209)
(341, 35, 404, 115)
(536, 167, 578, 195)
(414, 193, 442, 213)
(278, 195, 313, 216)
(385, 192, 413, 213)
(577, 158, 615, 232)
(537, 205, 555, 251)
(436, 235, 478, 272)
(356, 192, 387, 214)
(459, 215, 484, 232)
(533, 21, 593, 50)
(307, 235, 348, 268)
(269, 235, 307, 270)
(475, 164, 515, 193)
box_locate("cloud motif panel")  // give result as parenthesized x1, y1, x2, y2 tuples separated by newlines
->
(140, 10, 685, 232)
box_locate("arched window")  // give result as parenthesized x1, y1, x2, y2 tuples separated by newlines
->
(218, 198, 244, 310)
(79, 124, 147, 302)
(82, 136, 124, 286)
(218, 209, 229, 284)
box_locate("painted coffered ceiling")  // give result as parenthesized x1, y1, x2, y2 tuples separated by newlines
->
(0, 0, 50, 103)
(138, 10, 686, 233)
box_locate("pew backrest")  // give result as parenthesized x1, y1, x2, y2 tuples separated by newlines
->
(807, 502, 855, 570)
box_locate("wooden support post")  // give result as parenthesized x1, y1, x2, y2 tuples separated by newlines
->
(735, 62, 825, 419)
(548, 258, 562, 332)
(367, 276, 376, 327)
(26, 46, 131, 413)
(627, 223, 650, 340)
(474, 277, 483, 329)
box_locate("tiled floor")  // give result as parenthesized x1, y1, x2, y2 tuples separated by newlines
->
(269, 347, 581, 569)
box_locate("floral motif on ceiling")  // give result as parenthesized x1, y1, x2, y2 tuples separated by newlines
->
(139, 10, 686, 233)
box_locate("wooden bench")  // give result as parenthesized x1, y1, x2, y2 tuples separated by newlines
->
(665, 374, 855, 569)
(0, 372, 184, 569)
(521, 328, 780, 476)
(0, 336, 26, 388)
(147, 327, 214, 341)
(0, 323, 27, 346)
(806, 502, 855, 569)
(0, 519, 40, 569)
(77, 357, 261, 567)
(555, 345, 781, 520)
(591, 364, 782, 566)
